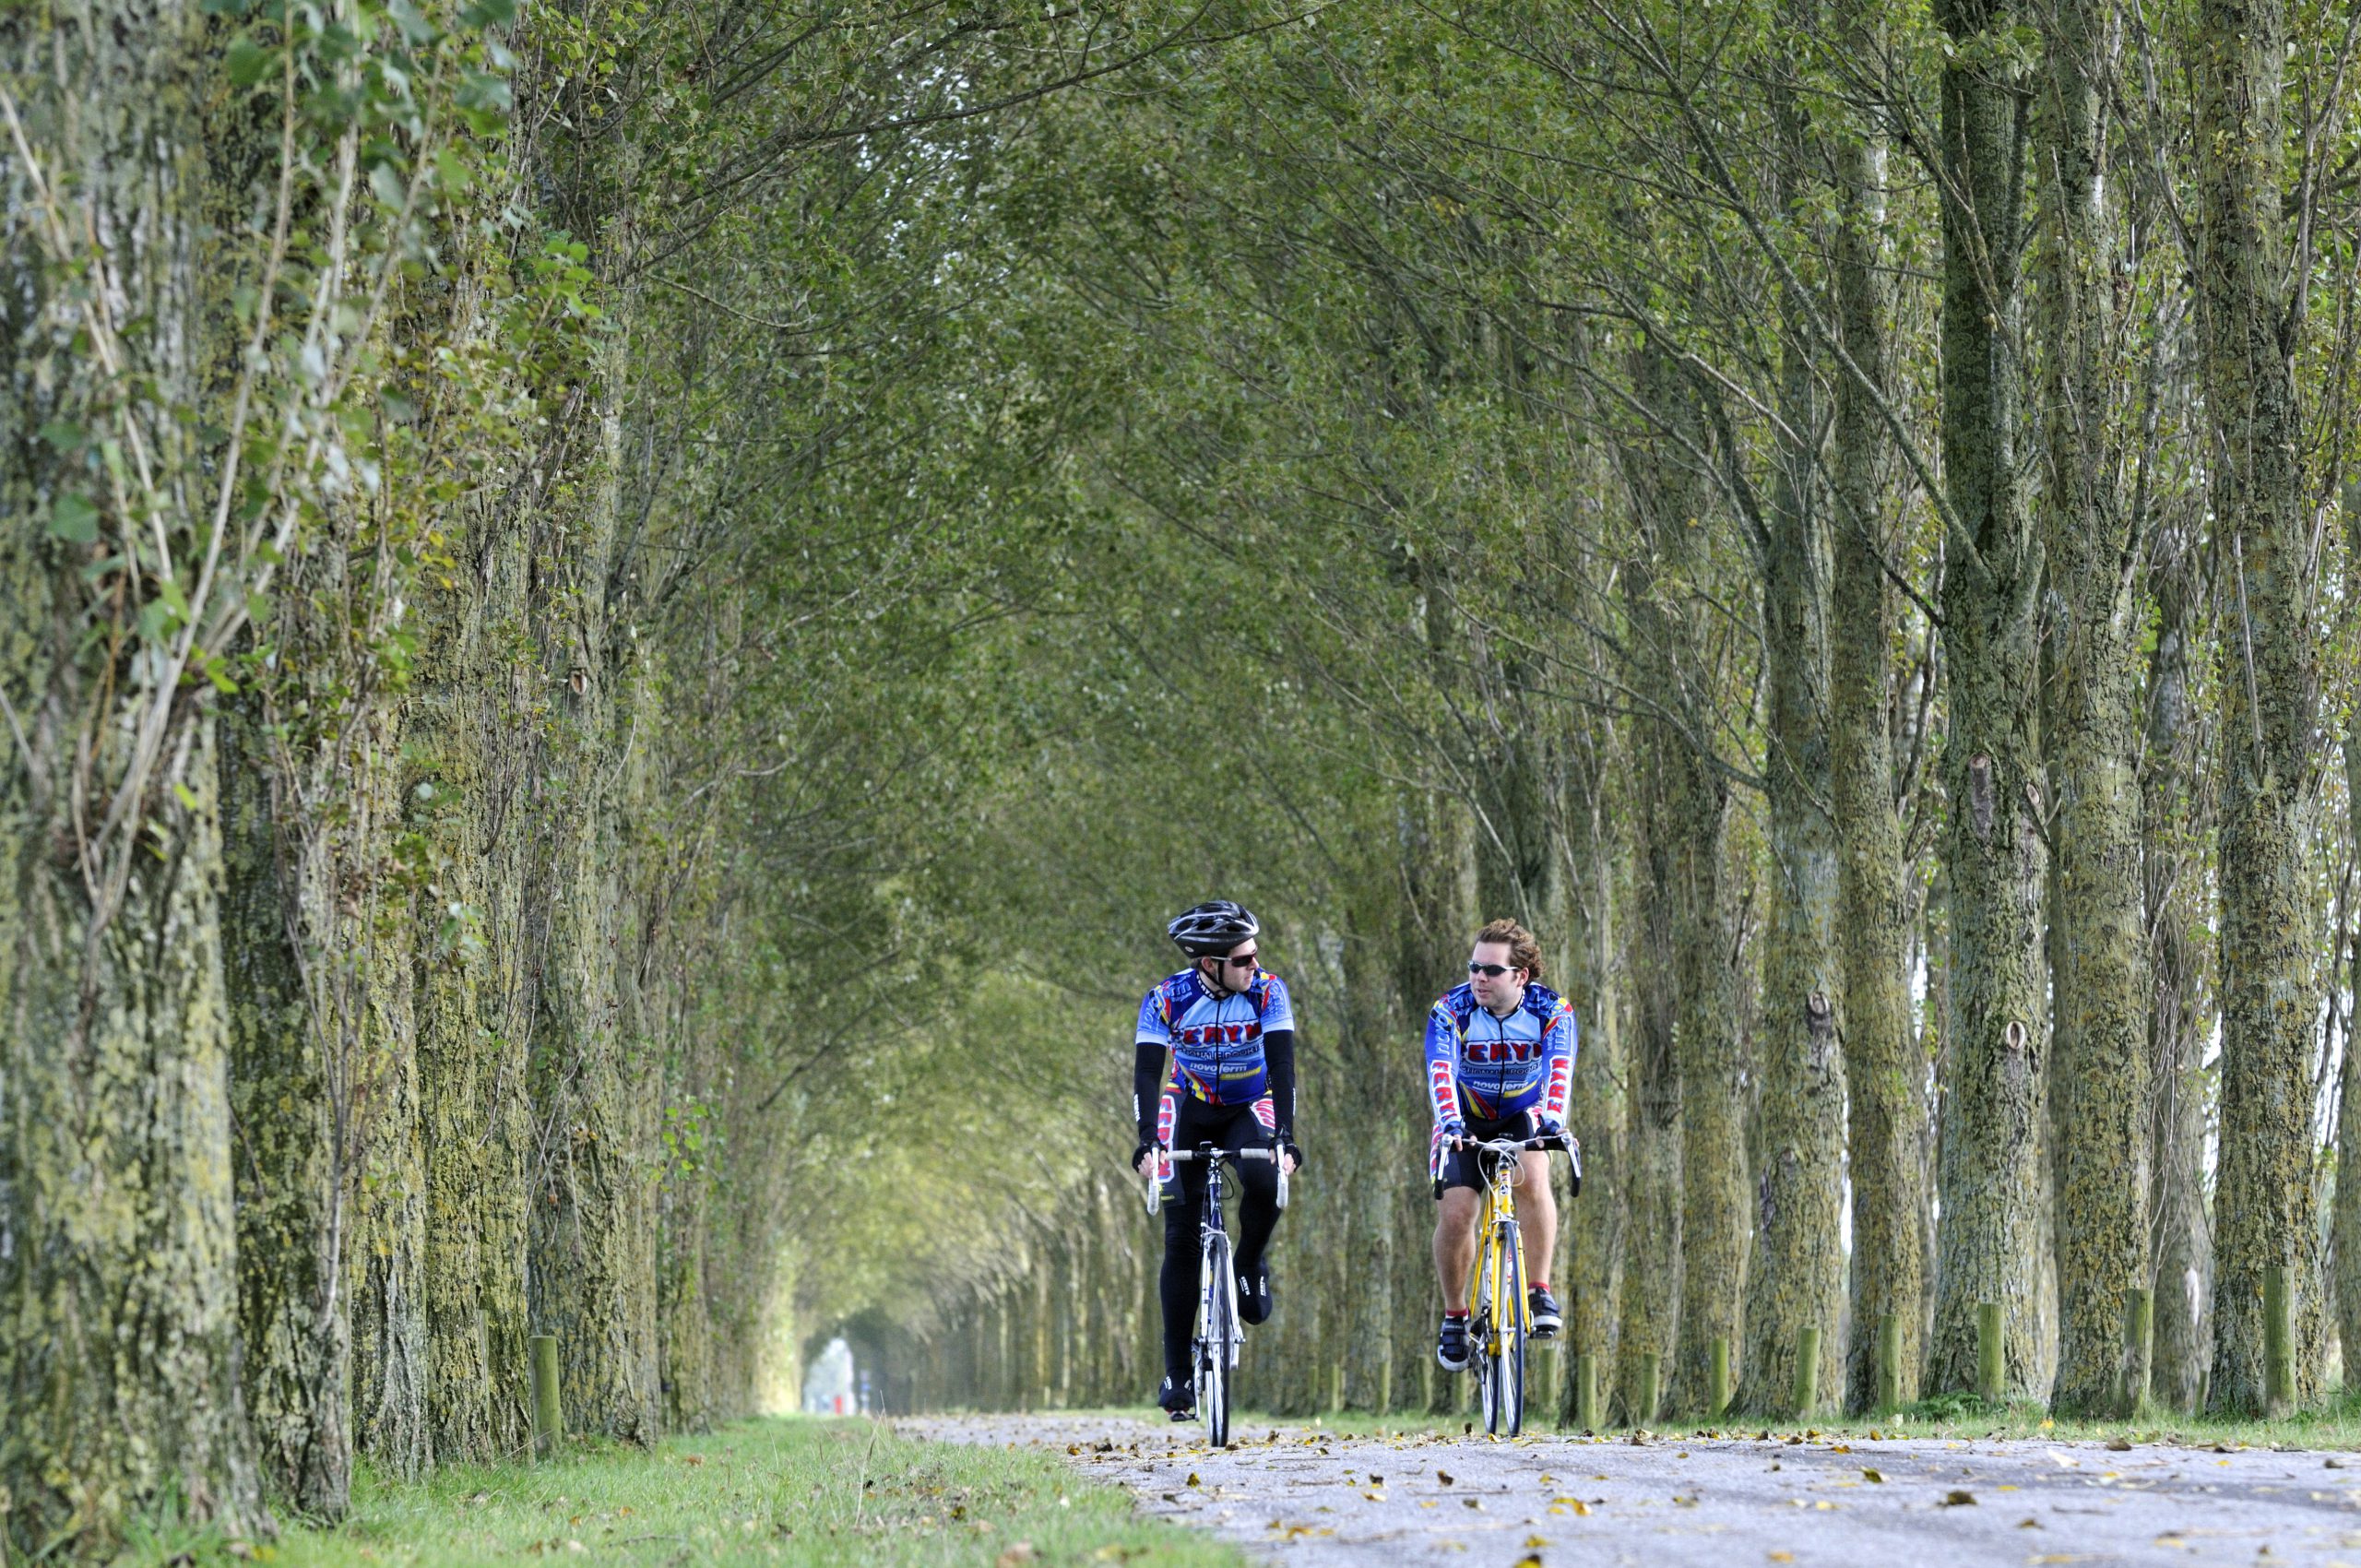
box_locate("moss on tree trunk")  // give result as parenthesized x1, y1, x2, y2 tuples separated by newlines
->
(1926, 0, 2048, 1400)
(2191, 0, 2328, 1416)
(2035, 0, 2152, 1415)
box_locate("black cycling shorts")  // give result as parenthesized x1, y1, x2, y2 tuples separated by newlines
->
(1433, 1110, 1546, 1196)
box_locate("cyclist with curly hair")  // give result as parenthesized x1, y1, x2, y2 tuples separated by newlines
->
(1426, 917, 1577, 1373)
(1131, 899, 1300, 1420)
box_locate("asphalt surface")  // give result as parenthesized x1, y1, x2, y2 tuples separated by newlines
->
(902, 1410, 2361, 1566)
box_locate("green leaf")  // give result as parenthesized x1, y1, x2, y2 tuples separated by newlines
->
(227, 34, 274, 87)
(172, 782, 200, 812)
(137, 599, 178, 644)
(38, 420, 85, 452)
(370, 160, 409, 210)
(49, 493, 100, 543)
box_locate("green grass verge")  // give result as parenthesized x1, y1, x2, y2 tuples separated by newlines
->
(135, 1417, 1244, 1568)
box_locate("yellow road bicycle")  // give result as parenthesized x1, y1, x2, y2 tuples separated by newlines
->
(1456, 1132, 1579, 1437)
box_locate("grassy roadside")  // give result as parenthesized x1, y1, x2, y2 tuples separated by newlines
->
(136, 1418, 1244, 1568)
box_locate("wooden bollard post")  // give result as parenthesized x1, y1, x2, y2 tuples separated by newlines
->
(1577, 1351, 1600, 1432)
(2122, 1287, 2153, 1416)
(531, 1334, 563, 1460)
(1709, 1336, 1731, 1418)
(1638, 1351, 1660, 1427)
(1876, 1313, 1903, 1413)
(1975, 1302, 2004, 1406)
(1793, 1324, 1820, 1420)
(2264, 1265, 2294, 1415)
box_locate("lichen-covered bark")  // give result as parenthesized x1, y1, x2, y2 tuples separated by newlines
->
(0, 3, 263, 1549)
(2035, 0, 2151, 1415)
(1826, 60, 1927, 1414)
(2190, 0, 2328, 1416)
(408, 502, 536, 1462)
(219, 695, 351, 1518)
(2337, 505, 2361, 1395)
(1737, 54, 1845, 1415)
(1739, 274, 1845, 1415)
(2142, 525, 2211, 1412)
(1926, 0, 2048, 1399)
(345, 900, 431, 1475)
(524, 343, 661, 1440)
(1560, 760, 1624, 1422)
(1627, 350, 1745, 1417)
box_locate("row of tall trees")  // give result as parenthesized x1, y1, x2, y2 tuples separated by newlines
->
(852, 0, 2361, 1436)
(12, 0, 2361, 1556)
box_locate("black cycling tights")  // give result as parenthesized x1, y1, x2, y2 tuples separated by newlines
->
(1160, 1095, 1281, 1382)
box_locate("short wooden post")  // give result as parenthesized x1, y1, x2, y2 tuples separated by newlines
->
(1637, 1351, 1660, 1427)
(1793, 1324, 1820, 1420)
(1975, 1302, 2004, 1406)
(1576, 1351, 1600, 1432)
(1709, 1336, 1731, 1418)
(2264, 1265, 2294, 1415)
(2121, 1287, 2153, 1416)
(1876, 1313, 1903, 1413)
(530, 1334, 563, 1460)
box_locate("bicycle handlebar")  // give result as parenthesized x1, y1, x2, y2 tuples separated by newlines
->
(1140, 1144, 1294, 1215)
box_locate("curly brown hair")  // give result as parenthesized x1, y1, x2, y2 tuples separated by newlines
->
(1473, 918, 1544, 982)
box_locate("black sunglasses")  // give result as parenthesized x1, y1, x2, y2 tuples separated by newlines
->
(1468, 961, 1518, 978)
(1218, 951, 1260, 968)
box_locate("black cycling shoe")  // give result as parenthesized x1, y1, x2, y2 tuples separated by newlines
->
(1157, 1373, 1195, 1420)
(1436, 1313, 1470, 1372)
(1237, 1256, 1275, 1325)
(1528, 1285, 1563, 1338)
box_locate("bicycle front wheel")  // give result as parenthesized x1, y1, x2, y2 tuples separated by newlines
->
(1492, 1228, 1525, 1437)
(1200, 1233, 1234, 1447)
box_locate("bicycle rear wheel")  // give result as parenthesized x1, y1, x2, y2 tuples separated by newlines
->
(1200, 1233, 1234, 1447)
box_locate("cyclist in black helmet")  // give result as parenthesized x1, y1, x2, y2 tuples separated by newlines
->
(1132, 899, 1301, 1420)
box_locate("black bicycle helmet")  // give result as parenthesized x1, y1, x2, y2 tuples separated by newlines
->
(1167, 899, 1260, 956)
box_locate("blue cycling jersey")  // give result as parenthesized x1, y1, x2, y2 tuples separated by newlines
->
(1424, 980, 1577, 1123)
(1135, 967, 1296, 1105)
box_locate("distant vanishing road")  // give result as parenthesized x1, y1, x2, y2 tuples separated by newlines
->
(904, 1411, 2361, 1566)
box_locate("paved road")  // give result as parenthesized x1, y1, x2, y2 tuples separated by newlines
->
(903, 1411, 2361, 1566)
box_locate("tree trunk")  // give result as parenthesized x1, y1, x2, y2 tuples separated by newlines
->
(1926, 0, 2048, 1400)
(2035, 0, 2151, 1414)
(2192, 0, 2328, 1415)
(1560, 756, 1625, 1423)
(1829, 59, 1928, 1417)
(1738, 53, 1846, 1416)
(0, 5, 263, 1549)
(409, 501, 537, 1463)
(2337, 499, 2361, 1391)
(219, 695, 351, 1518)
(2142, 519, 2211, 1412)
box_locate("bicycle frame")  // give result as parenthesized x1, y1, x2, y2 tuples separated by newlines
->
(1465, 1139, 1533, 1343)
(1145, 1143, 1282, 1446)
(1455, 1134, 1562, 1437)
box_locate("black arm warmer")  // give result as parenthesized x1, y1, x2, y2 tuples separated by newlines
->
(1133, 1041, 1165, 1147)
(1264, 1028, 1297, 1137)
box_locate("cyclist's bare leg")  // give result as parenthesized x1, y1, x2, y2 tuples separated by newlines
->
(1513, 1149, 1557, 1286)
(1434, 1186, 1479, 1312)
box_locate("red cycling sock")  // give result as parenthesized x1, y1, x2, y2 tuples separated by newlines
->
(1444, 1309, 1470, 1320)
